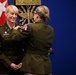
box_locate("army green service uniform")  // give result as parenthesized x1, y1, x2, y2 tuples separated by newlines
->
(11, 20, 54, 75)
(0, 23, 24, 75)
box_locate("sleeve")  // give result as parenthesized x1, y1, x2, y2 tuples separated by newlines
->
(0, 35, 12, 68)
(0, 54, 12, 67)
(10, 26, 31, 41)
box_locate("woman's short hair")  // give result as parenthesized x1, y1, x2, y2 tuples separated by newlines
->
(5, 5, 18, 14)
(35, 5, 50, 21)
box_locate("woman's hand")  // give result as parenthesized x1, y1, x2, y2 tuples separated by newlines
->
(14, 26, 21, 30)
(10, 63, 22, 70)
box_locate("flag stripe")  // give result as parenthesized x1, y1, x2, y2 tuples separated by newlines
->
(0, 0, 8, 25)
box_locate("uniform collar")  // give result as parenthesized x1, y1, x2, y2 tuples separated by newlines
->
(7, 22, 15, 29)
(35, 19, 46, 24)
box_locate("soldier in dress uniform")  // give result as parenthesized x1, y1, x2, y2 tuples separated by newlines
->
(10, 5, 54, 75)
(0, 5, 24, 75)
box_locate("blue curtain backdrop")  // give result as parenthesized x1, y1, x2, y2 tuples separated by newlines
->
(8, 0, 76, 75)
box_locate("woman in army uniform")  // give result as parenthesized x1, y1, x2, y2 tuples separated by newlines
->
(11, 5, 54, 75)
(0, 5, 24, 75)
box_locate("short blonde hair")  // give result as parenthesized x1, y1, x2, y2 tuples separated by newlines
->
(35, 5, 50, 21)
(5, 5, 18, 14)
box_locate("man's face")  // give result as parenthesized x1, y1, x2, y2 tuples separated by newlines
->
(5, 7, 17, 23)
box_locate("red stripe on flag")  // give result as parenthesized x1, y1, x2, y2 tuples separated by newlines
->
(0, 0, 8, 25)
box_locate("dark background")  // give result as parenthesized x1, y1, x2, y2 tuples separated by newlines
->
(8, 0, 76, 75)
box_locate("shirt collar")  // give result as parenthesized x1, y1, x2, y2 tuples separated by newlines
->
(7, 22, 15, 29)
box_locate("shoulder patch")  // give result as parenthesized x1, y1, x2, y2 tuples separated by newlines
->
(23, 24, 28, 30)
